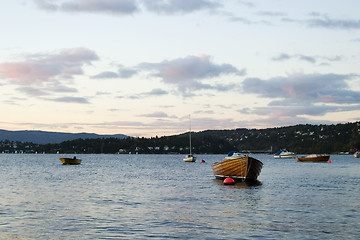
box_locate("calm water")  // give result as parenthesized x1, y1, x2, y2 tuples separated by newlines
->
(0, 154, 359, 239)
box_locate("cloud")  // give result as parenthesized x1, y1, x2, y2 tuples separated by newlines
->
(91, 71, 119, 79)
(281, 17, 299, 23)
(16, 87, 50, 97)
(240, 73, 360, 124)
(46, 83, 78, 93)
(228, 16, 256, 24)
(272, 53, 291, 61)
(297, 55, 316, 63)
(118, 67, 138, 78)
(272, 53, 341, 64)
(258, 11, 286, 17)
(142, 0, 221, 14)
(138, 54, 245, 96)
(307, 16, 360, 30)
(240, 103, 360, 130)
(96, 91, 112, 96)
(139, 111, 173, 118)
(92, 66, 138, 79)
(34, 0, 221, 15)
(0, 47, 99, 85)
(272, 53, 316, 63)
(194, 109, 215, 115)
(118, 88, 168, 99)
(15, 83, 78, 104)
(142, 88, 168, 96)
(35, 0, 139, 15)
(51, 96, 90, 104)
(243, 73, 359, 104)
(0, 62, 60, 84)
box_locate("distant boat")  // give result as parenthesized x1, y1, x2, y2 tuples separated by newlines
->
(60, 157, 82, 165)
(183, 154, 196, 162)
(296, 154, 330, 162)
(354, 151, 360, 158)
(212, 152, 263, 182)
(274, 149, 296, 159)
(224, 151, 244, 160)
(183, 115, 196, 162)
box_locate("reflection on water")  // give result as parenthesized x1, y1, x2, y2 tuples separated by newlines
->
(0, 154, 359, 239)
(212, 179, 263, 189)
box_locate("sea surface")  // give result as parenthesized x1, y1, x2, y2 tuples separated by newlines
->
(0, 154, 359, 239)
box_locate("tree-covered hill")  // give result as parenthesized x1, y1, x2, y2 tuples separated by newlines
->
(0, 129, 127, 144)
(194, 122, 360, 154)
(1, 122, 359, 154)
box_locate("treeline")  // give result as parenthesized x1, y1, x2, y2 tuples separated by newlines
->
(201, 122, 360, 154)
(1, 122, 359, 154)
(37, 135, 235, 154)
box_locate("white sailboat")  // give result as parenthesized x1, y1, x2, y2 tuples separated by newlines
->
(183, 115, 196, 162)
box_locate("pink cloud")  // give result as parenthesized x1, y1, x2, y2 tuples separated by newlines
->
(138, 54, 245, 96)
(0, 47, 99, 85)
(0, 62, 59, 84)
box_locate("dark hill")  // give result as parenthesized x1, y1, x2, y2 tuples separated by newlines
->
(0, 129, 128, 144)
(1, 122, 359, 154)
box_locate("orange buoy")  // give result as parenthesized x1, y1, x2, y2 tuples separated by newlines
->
(223, 177, 235, 185)
(328, 160, 331, 163)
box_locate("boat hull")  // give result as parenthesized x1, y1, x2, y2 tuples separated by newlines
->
(274, 154, 296, 159)
(183, 155, 196, 162)
(60, 158, 82, 165)
(296, 154, 330, 162)
(212, 155, 263, 182)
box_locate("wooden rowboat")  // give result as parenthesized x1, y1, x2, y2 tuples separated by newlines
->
(296, 154, 330, 162)
(60, 157, 82, 165)
(212, 152, 263, 182)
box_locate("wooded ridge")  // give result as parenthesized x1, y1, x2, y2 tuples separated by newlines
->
(1, 122, 359, 154)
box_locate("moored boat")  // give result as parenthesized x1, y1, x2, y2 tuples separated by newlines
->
(296, 154, 330, 162)
(183, 115, 196, 162)
(224, 151, 243, 160)
(274, 149, 296, 158)
(183, 154, 196, 162)
(60, 157, 82, 165)
(212, 152, 263, 182)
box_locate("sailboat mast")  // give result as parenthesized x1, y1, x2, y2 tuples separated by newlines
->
(189, 115, 192, 155)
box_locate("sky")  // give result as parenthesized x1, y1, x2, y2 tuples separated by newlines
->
(1, 0, 360, 137)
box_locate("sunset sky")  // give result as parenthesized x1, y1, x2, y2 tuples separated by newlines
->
(1, 0, 360, 137)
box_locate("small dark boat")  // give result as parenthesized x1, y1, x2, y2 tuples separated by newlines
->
(60, 157, 82, 165)
(296, 154, 330, 162)
(212, 152, 263, 182)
